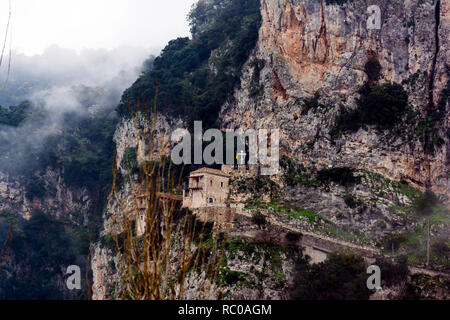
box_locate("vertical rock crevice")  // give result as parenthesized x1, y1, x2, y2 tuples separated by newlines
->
(428, 0, 441, 110)
(423, 0, 442, 188)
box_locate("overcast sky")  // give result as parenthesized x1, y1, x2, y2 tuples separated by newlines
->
(0, 0, 197, 56)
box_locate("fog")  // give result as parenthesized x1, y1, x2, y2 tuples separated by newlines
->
(0, 0, 197, 55)
(0, 45, 155, 174)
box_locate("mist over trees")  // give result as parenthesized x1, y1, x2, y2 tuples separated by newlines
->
(0, 45, 152, 106)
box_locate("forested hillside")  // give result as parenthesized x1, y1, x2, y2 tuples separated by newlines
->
(118, 0, 261, 128)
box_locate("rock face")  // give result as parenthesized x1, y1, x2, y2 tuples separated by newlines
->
(92, 0, 449, 300)
(221, 0, 449, 196)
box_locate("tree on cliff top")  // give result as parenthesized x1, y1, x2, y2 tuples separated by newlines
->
(0, 0, 12, 91)
(117, 0, 262, 129)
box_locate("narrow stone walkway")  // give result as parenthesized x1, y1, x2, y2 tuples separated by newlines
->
(230, 210, 450, 278)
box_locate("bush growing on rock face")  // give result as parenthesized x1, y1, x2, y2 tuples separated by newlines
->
(252, 212, 267, 229)
(279, 156, 318, 187)
(24, 176, 47, 201)
(364, 58, 382, 83)
(0, 209, 92, 299)
(249, 58, 265, 97)
(432, 240, 450, 257)
(301, 92, 321, 115)
(0, 101, 31, 127)
(374, 256, 409, 287)
(234, 176, 280, 198)
(331, 82, 408, 135)
(344, 194, 359, 208)
(120, 147, 138, 174)
(220, 269, 246, 286)
(317, 167, 361, 187)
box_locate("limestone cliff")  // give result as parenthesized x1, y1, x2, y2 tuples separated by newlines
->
(221, 0, 449, 196)
(92, 0, 449, 300)
(0, 169, 91, 224)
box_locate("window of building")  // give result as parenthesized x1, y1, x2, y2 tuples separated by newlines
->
(221, 182, 224, 188)
(210, 180, 213, 186)
(208, 197, 215, 204)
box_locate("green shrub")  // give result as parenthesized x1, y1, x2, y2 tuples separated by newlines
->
(0, 101, 31, 127)
(234, 176, 279, 198)
(280, 156, 318, 187)
(288, 208, 318, 222)
(402, 71, 421, 86)
(325, 0, 355, 5)
(374, 256, 409, 287)
(344, 194, 359, 208)
(25, 177, 47, 200)
(285, 231, 302, 242)
(360, 82, 408, 125)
